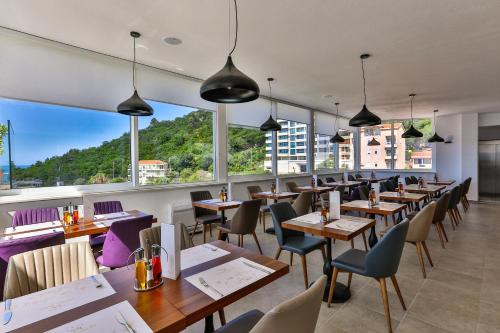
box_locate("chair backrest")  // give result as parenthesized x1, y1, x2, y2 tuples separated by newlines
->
(348, 187, 361, 201)
(433, 191, 451, 223)
(100, 215, 153, 268)
(250, 275, 327, 333)
(292, 191, 313, 216)
(365, 219, 410, 278)
(4, 241, 97, 300)
(286, 182, 299, 193)
(93, 201, 123, 215)
(139, 223, 193, 257)
(448, 185, 461, 208)
(230, 199, 262, 234)
(405, 176, 412, 185)
(355, 173, 363, 179)
(12, 207, 60, 227)
(464, 177, 472, 194)
(385, 180, 395, 192)
(358, 185, 369, 200)
(411, 176, 419, 184)
(190, 190, 215, 217)
(379, 182, 387, 193)
(247, 185, 267, 206)
(348, 175, 356, 181)
(0, 232, 65, 299)
(316, 178, 324, 186)
(325, 177, 335, 183)
(406, 201, 437, 242)
(269, 202, 304, 246)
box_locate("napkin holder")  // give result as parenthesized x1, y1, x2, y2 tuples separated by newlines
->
(343, 172, 349, 183)
(161, 222, 181, 280)
(372, 183, 381, 205)
(329, 190, 341, 220)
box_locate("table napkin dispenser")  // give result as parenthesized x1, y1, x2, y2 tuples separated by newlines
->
(161, 222, 181, 280)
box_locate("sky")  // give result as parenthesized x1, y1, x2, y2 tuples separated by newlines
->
(0, 98, 196, 165)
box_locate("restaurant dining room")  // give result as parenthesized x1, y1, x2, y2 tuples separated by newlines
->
(0, 1, 499, 332)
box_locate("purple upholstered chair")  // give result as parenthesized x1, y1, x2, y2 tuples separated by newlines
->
(0, 231, 65, 297)
(90, 201, 124, 247)
(95, 215, 153, 269)
(12, 207, 60, 227)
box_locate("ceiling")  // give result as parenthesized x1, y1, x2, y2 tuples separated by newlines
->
(1, 0, 500, 119)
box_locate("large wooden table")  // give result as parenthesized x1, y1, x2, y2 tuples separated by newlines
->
(324, 181, 362, 195)
(379, 191, 427, 210)
(251, 191, 299, 203)
(427, 179, 456, 186)
(405, 184, 446, 197)
(357, 177, 389, 183)
(12, 241, 289, 333)
(282, 212, 375, 303)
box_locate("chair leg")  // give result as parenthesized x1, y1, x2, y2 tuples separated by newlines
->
(447, 210, 456, 230)
(252, 232, 263, 254)
(327, 267, 339, 307)
(390, 275, 406, 310)
(378, 278, 393, 333)
(300, 255, 308, 290)
(274, 247, 282, 260)
(320, 246, 326, 262)
(362, 232, 368, 251)
(439, 222, 449, 242)
(218, 309, 226, 326)
(290, 252, 294, 266)
(191, 221, 199, 241)
(415, 242, 427, 278)
(347, 272, 353, 289)
(350, 239, 355, 249)
(262, 212, 266, 233)
(202, 224, 207, 244)
(455, 207, 462, 221)
(434, 223, 445, 249)
(421, 241, 434, 267)
(384, 216, 389, 227)
(240, 235, 244, 248)
(209, 223, 213, 237)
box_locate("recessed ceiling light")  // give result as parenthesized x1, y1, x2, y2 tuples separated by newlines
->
(163, 37, 182, 45)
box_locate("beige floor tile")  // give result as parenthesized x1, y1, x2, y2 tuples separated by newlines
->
(396, 315, 452, 333)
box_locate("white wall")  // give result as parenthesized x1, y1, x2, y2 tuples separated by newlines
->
(479, 112, 500, 127)
(461, 113, 478, 201)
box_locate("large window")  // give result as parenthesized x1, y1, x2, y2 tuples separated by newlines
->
(314, 134, 335, 170)
(338, 130, 355, 170)
(138, 100, 214, 185)
(0, 97, 130, 189)
(228, 125, 270, 176)
(360, 122, 393, 170)
(276, 119, 309, 175)
(396, 119, 433, 169)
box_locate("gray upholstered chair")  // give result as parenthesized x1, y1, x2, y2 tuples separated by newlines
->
(432, 192, 451, 248)
(247, 185, 270, 233)
(217, 199, 263, 254)
(270, 202, 326, 289)
(139, 223, 194, 256)
(4, 242, 98, 300)
(328, 220, 410, 333)
(190, 190, 226, 243)
(286, 181, 299, 193)
(214, 275, 326, 333)
(326, 177, 336, 183)
(292, 191, 313, 216)
(358, 184, 370, 200)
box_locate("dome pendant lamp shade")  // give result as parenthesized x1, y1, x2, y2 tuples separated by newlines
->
(349, 54, 381, 127)
(428, 109, 445, 142)
(330, 102, 346, 143)
(402, 93, 423, 138)
(200, 0, 259, 103)
(117, 31, 154, 116)
(260, 78, 281, 131)
(367, 137, 381, 146)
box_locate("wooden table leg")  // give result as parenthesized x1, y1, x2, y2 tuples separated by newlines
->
(204, 313, 214, 333)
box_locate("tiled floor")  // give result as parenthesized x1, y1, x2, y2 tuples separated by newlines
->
(180, 202, 500, 332)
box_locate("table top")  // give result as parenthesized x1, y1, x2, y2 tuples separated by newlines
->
(356, 177, 389, 182)
(379, 192, 427, 203)
(282, 213, 375, 241)
(427, 179, 456, 186)
(192, 199, 242, 211)
(324, 181, 362, 187)
(341, 200, 406, 215)
(251, 191, 299, 200)
(294, 186, 333, 193)
(12, 241, 289, 333)
(405, 184, 446, 194)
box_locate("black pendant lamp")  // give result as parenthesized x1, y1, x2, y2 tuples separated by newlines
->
(428, 109, 445, 142)
(349, 54, 381, 127)
(200, 0, 259, 103)
(117, 31, 154, 116)
(260, 78, 281, 131)
(402, 93, 423, 138)
(367, 137, 381, 146)
(330, 102, 346, 143)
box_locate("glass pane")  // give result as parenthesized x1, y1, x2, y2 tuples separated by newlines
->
(314, 134, 335, 170)
(396, 119, 433, 169)
(228, 125, 271, 176)
(360, 122, 393, 169)
(0, 97, 130, 189)
(138, 101, 214, 185)
(338, 129, 355, 170)
(276, 119, 309, 174)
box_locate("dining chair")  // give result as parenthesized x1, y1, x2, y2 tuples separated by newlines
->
(355, 173, 363, 179)
(385, 180, 396, 192)
(292, 191, 313, 216)
(0, 231, 65, 300)
(270, 202, 326, 289)
(316, 178, 324, 186)
(328, 220, 410, 333)
(90, 200, 125, 247)
(214, 275, 327, 333)
(358, 185, 370, 200)
(11, 207, 60, 227)
(326, 177, 336, 183)
(247, 185, 271, 233)
(190, 190, 226, 243)
(4, 241, 97, 300)
(447, 185, 461, 228)
(405, 176, 412, 185)
(286, 181, 299, 193)
(95, 215, 153, 269)
(432, 191, 451, 248)
(317, 186, 345, 208)
(461, 177, 472, 211)
(348, 174, 356, 181)
(217, 199, 263, 254)
(379, 181, 388, 192)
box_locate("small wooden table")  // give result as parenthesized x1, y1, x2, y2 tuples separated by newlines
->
(282, 213, 375, 303)
(13, 241, 289, 333)
(192, 199, 242, 240)
(427, 179, 456, 186)
(324, 181, 362, 195)
(405, 184, 446, 198)
(379, 191, 427, 210)
(357, 177, 389, 183)
(251, 191, 299, 204)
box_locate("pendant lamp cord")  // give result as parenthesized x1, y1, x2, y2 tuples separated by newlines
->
(334, 103, 339, 131)
(132, 36, 137, 90)
(410, 94, 415, 123)
(229, 0, 238, 56)
(361, 57, 367, 105)
(268, 80, 273, 117)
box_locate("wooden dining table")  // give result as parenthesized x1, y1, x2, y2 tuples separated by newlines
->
(405, 184, 446, 198)
(282, 213, 375, 303)
(251, 191, 299, 204)
(324, 181, 362, 195)
(191, 199, 242, 241)
(427, 179, 456, 186)
(356, 177, 389, 183)
(379, 191, 427, 210)
(10, 241, 289, 333)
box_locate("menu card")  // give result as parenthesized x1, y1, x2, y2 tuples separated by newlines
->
(4, 220, 62, 235)
(0, 274, 115, 332)
(292, 212, 321, 224)
(94, 211, 131, 220)
(326, 220, 365, 232)
(185, 257, 275, 300)
(1, 227, 64, 241)
(181, 244, 230, 270)
(329, 190, 341, 219)
(46, 301, 152, 333)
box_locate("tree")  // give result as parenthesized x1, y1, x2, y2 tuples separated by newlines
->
(88, 172, 109, 184)
(0, 123, 8, 156)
